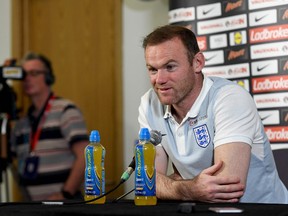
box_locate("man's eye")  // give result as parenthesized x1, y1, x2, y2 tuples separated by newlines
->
(148, 68, 157, 74)
(166, 64, 176, 71)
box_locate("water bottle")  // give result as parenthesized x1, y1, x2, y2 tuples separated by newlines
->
(134, 128, 157, 205)
(84, 130, 106, 204)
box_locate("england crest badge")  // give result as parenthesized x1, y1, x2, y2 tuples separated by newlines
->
(193, 124, 210, 148)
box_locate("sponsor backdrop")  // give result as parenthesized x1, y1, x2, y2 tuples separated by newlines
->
(169, 0, 288, 148)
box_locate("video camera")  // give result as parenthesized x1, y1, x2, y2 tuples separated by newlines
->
(0, 60, 23, 120)
(0, 58, 24, 179)
(0, 66, 24, 81)
(0, 60, 22, 187)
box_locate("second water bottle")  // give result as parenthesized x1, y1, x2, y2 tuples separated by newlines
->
(134, 127, 157, 205)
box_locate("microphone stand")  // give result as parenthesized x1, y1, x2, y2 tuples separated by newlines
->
(0, 113, 9, 202)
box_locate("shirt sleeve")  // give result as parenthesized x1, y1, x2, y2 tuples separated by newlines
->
(213, 84, 261, 148)
(60, 104, 89, 146)
(138, 89, 154, 131)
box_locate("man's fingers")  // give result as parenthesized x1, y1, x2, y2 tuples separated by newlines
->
(202, 161, 223, 175)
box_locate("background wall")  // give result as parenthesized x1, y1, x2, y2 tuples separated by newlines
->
(0, 0, 169, 201)
(0, 0, 11, 61)
(122, 0, 169, 198)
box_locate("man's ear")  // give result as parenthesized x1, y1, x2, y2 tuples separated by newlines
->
(193, 52, 205, 74)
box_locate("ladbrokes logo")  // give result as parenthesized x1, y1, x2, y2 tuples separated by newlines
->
(249, 24, 288, 44)
(252, 75, 288, 93)
(265, 126, 288, 142)
(225, 0, 243, 13)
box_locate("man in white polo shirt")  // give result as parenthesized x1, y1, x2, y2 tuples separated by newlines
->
(138, 25, 288, 204)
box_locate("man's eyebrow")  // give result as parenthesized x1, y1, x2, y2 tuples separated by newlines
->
(146, 59, 177, 69)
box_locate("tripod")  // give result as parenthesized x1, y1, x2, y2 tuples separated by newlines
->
(0, 113, 10, 202)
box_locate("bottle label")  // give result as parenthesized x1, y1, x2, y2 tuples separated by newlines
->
(85, 145, 105, 196)
(135, 145, 156, 196)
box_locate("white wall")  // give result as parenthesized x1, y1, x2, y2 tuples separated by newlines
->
(122, 0, 168, 198)
(0, 0, 169, 201)
(0, 0, 11, 63)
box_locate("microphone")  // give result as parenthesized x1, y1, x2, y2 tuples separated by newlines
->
(120, 130, 165, 182)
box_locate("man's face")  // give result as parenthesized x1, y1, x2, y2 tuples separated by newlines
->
(22, 59, 49, 96)
(144, 37, 199, 106)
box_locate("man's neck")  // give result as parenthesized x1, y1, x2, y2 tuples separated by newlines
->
(31, 90, 52, 115)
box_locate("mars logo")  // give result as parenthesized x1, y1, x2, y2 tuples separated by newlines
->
(227, 48, 247, 62)
(228, 49, 245, 60)
(197, 36, 207, 51)
(284, 60, 288, 71)
(283, 8, 288, 20)
(225, 0, 243, 13)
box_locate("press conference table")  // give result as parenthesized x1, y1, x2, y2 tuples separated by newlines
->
(0, 199, 287, 216)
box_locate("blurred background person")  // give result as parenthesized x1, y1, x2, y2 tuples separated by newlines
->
(10, 52, 89, 201)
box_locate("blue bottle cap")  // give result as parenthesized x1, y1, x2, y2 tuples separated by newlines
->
(90, 130, 100, 142)
(139, 128, 150, 140)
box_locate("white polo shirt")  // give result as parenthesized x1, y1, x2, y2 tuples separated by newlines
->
(138, 76, 288, 204)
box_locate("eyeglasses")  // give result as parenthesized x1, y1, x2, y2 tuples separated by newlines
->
(23, 70, 47, 77)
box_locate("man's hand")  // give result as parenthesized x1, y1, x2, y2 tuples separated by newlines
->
(156, 161, 245, 203)
(185, 161, 245, 202)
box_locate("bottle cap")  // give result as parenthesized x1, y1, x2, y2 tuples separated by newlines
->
(90, 130, 100, 142)
(139, 128, 150, 140)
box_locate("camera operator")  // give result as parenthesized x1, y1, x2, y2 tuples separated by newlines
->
(9, 52, 89, 201)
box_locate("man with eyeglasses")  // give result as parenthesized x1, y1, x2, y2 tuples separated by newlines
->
(10, 52, 89, 201)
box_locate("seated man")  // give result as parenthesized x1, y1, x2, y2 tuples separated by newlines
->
(138, 25, 288, 203)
